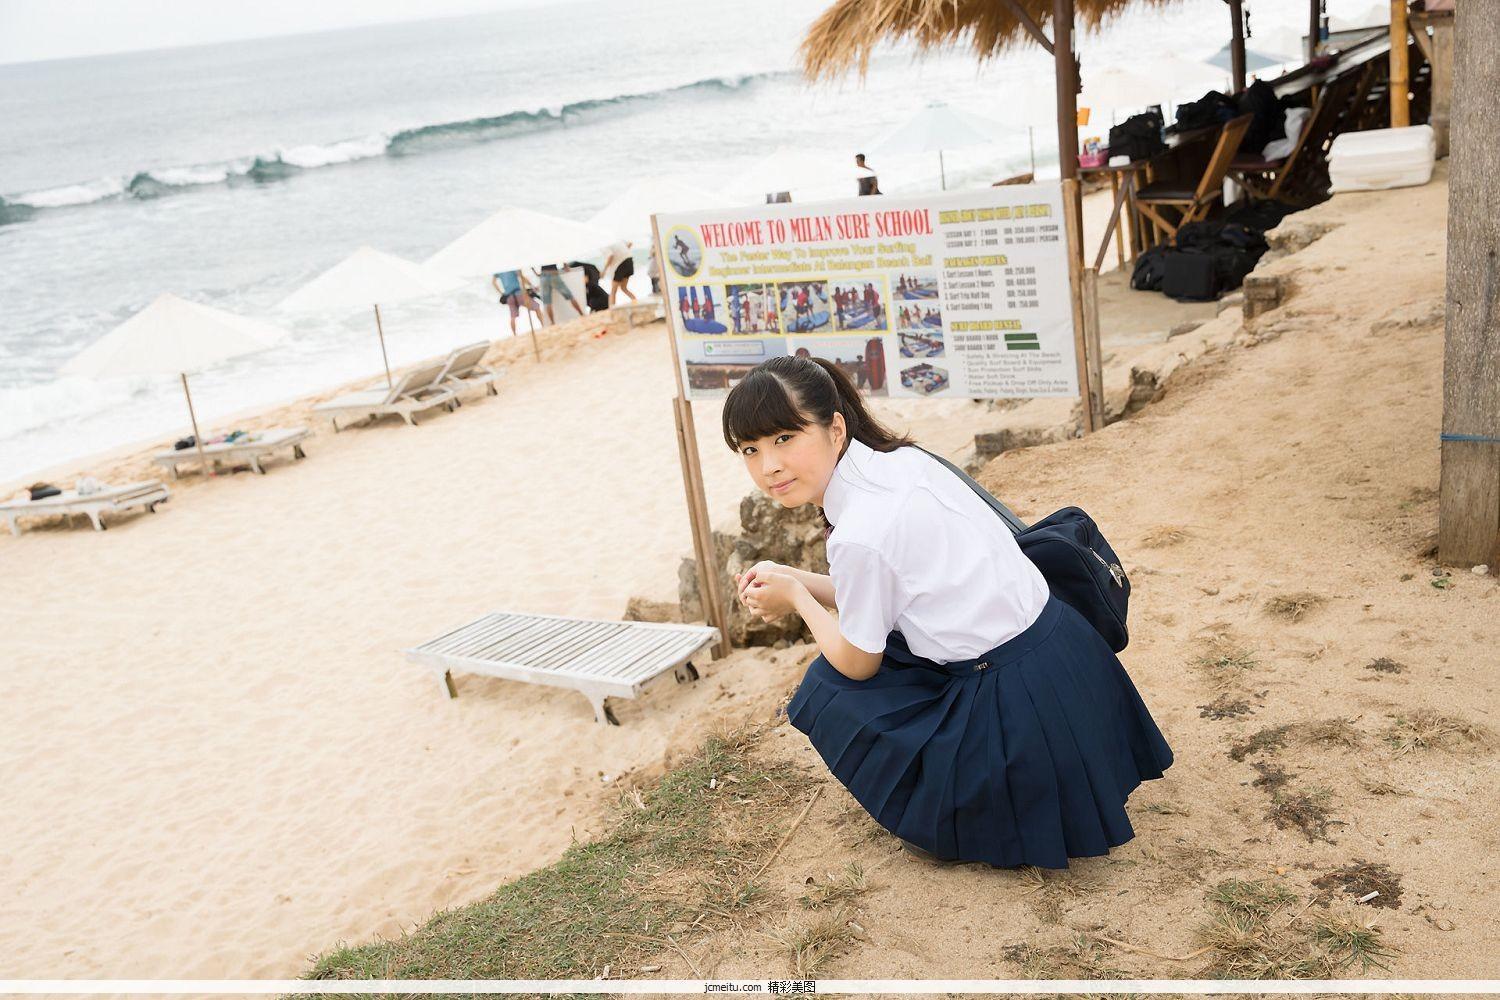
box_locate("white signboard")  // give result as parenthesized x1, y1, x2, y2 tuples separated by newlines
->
(655, 184, 1077, 401)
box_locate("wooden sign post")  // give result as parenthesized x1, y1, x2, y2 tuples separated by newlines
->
(1062, 178, 1103, 434)
(652, 214, 733, 659)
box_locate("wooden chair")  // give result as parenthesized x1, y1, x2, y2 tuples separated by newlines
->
(1230, 68, 1364, 204)
(1134, 115, 1252, 239)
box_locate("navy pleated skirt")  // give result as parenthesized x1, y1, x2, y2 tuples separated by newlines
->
(786, 595, 1173, 869)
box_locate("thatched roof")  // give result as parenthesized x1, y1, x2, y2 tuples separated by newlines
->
(800, 0, 1177, 81)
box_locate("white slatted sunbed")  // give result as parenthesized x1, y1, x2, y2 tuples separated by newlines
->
(152, 426, 310, 478)
(435, 342, 502, 399)
(312, 361, 456, 431)
(2, 481, 171, 536)
(404, 612, 721, 725)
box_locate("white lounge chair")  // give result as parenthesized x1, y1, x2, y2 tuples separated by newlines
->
(152, 426, 310, 478)
(435, 342, 501, 399)
(312, 362, 457, 431)
(404, 612, 720, 725)
(2, 481, 170, 536)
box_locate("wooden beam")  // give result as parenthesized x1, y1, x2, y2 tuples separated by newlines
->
(1228, 0, 1247, 93)
(1308, 0, 1321, 64)
(1390, 0, 1411, 127)
(1438, 0, 1500, 568)
(1053, 0, 1078, 184)
(997, 0, 1054, 54)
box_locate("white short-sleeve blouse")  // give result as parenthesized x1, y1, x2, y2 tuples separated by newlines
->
(823, 439, 1049, 662)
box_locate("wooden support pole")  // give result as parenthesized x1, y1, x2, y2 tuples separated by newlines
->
(1061, 178, 1096, 435)
(1229, 0, 1247, 94)
(652, 213, 732, 657)
(1053, 0, 1084, 266)
(373, 303, 393, 388)
(1426, 13, 1454, 157)
(518, 271, 542, 362)
(1389, 0, 1411, 128)
(1053, 0, 1079, 186)
(1082, 266, 1106, 432)
(1308, 0, 1321, 64)
(180, 373, 211, 478)
(1438, 0, 1500, 569)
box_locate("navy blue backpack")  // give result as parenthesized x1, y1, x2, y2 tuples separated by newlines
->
(919, 448, 1131, 652)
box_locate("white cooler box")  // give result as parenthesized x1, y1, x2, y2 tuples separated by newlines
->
(1328, 125, 1436, 193)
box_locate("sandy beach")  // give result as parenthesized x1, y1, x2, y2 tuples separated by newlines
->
(4, 168, 1494, 982)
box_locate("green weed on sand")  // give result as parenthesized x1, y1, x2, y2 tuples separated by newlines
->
(306, 726, 815, 982)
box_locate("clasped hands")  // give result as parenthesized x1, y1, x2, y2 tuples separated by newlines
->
(734, 560, 804, 623)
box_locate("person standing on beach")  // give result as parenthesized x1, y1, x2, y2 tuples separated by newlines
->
(536, 263, 584, 325)
(491, 269, 540, 336)
(603, 241, 637, 307)
(648, 243, 662, 295)
(855, 153, 881, 196)
(723, 356, 1172, 868)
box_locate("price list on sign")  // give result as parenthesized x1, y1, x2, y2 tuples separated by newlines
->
(934, 186, 1077, 396)
(655, 182, 1078, 401)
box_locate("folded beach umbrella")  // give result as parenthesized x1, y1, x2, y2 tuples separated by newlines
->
(872, 101, 1008, 190)
(63, 293, 288, 476)
(278, 246, 464, 388)
(426, 207, 618, 277)
(587, 177, 734, 242)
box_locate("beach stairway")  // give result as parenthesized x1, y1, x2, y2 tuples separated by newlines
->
(404, 612, 719, 724)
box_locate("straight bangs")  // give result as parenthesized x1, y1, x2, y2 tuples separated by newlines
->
(722, 370, 811, 451)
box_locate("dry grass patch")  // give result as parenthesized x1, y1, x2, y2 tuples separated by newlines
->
(1194, 880, 1396, 978)
(1140, 525, 1192, 548)
(798, 863, 867, 910)
(1194, 632, 1259, 687)
(768, 907, 860, 977)
(1383, 709, 1495, 755)
(1263, 591, 1326, 622)
(1313, 861, 1404, 910)
(1366, 657, 1406, 674)
(1199, 694, 1254, 720)
(1230, 718, 1362, 761)
(1267, 786, 1341, 843)
(1017, 865, 1100, 925)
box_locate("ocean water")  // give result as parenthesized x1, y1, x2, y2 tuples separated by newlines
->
(1, 0, 1282, 483)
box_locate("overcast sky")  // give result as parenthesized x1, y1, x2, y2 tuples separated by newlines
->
(0, 0, 539, 65)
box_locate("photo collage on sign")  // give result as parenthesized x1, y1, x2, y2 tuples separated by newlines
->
(894, 268, 944, 360)
(676, 275, 897, 398)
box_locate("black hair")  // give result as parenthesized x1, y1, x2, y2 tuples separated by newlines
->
(854, 153, 866, 163)
(721, 355, 913, 454)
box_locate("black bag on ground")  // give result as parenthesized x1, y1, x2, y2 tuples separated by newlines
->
(918, 448, 1132, 652)
(1107, 111, 1166, 162)
(1130, 243, 1171, 291)
(1162, 249, 1219, 301)
(1174, 90, 1238, 132)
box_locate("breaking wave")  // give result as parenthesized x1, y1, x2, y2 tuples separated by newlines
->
(0, 71, 784, 224)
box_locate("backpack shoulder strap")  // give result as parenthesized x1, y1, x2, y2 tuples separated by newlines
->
(912, 445, 1028, 535)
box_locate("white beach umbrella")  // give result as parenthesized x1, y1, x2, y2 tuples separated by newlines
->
(1081, 58, 1225, 113)
(278, 246, 464, 388)
(587, 177, 735, 242)
(62, 293, 288, 476)
(1201, 41, 1296, 74)
(426, 207, 618, 277)
(872, 101, 1008, 189)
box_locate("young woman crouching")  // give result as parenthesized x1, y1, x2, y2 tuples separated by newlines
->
(723, 355, 1173, 868)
